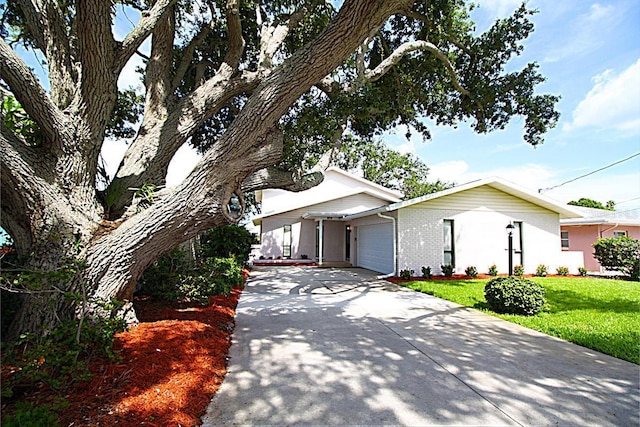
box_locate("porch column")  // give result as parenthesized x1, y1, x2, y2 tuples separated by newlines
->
(318, 218, 324, 265)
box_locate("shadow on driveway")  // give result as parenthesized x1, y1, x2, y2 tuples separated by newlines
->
(202, 266, 639, 426)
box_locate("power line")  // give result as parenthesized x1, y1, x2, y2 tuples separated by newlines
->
(539, 152, 640, 193)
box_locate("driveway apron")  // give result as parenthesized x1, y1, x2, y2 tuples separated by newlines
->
(202, 266, 639, 426)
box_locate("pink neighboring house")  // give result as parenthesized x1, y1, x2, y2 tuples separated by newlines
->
(560, 207, 640, 272)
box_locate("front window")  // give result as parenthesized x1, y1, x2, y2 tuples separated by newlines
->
(443, 219, 455, 267)
(561, 231, 569, 250)
(513, 221, 524, 266)
(613, 231, 627, 239)
(283, 224, 292, 258)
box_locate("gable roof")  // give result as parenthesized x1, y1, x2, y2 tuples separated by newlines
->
(253, 167, 403, 222)
(560, 206, 640, 226)
(346, 177, 584, 220)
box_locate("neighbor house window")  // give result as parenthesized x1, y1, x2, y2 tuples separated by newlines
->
(283, 224, 292, 258)
(613, 231, 627, 239)
(443, 219, 455, 267)
(561, 231, 569, 250)
(513, 221, 524, 266)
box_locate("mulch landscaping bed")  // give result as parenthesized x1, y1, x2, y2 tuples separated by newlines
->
(2, 286, 242, 427)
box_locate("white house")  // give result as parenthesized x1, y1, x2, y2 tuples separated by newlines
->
(252, 167, 584, 276)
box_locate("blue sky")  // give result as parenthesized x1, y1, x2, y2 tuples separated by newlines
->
(383, 0, 640, 211)
(7, 0, 640, 215)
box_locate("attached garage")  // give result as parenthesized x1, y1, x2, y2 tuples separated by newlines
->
(356, 222, 394, 274)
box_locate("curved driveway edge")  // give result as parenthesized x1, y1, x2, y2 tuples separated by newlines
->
(202, 266, 639, 426)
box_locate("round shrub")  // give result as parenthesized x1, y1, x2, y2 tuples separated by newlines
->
(484, 276, 546, 316)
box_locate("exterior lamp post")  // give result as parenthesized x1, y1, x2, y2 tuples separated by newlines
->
(506, 222, 515, 276)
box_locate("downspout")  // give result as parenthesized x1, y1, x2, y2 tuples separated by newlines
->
(377, 212, 397, 279)
(600, 223, 619, 238)
(318, 218, 324, 265)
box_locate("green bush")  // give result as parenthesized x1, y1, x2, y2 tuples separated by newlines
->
(513, 265, 524, 276)
(421, 266, 432, 279)
(484, 276, 546, 316)
(464, 266, 478, 278)
(592, 237, 640, 280)
(139, 248, 191, 300)
(578, 266, 587, 276)
(2, 401, 61, 427)
(399, 269, 413, 280)
(488, 264, 498, 276)
(141, 255, 243, 305)
(0, 259, 126, 399)
(199, 225, 257, 263)
(535, 264, 547, 277)
(556, 266, 569, 276)
(441, 264, 454, 277)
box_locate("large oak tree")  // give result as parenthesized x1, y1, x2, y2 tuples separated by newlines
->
(0, 0, 559, 337)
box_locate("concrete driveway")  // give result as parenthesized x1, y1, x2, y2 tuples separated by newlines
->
(202, 266, 639, 426)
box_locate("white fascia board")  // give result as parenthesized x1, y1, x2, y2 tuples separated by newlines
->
(255, 189, 401, 220)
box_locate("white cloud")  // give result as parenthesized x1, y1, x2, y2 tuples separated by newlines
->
(428, 160, 471, 183)
(564, 59, 640, 134)
(166, 143, 202, 187)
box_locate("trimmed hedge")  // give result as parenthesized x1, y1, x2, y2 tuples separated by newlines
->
(484, 276, 546, 316)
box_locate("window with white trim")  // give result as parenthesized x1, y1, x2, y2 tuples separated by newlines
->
(613, 231, 627, 239)
(561, 231, 569, 250)
(443, 219, 455, 267)
(283, 224, 292, 258)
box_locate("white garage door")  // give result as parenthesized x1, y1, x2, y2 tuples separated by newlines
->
(357, 223, 394, 274)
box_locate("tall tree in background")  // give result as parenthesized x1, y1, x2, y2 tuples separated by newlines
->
(0, 0, 559, 337)
(568, 198, 615, 211)
(331, 138, 453, 199)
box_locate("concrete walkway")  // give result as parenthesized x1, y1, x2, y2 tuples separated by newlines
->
(202, 266, 639, 426)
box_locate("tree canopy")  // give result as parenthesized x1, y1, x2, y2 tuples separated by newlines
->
(568, 198, 615, 211)
(0, 0, 560, 337)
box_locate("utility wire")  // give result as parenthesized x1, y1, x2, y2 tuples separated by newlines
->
(539, 152, 640, 193)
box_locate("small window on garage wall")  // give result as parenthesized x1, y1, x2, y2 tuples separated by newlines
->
(283, 224, 292, 258)
(614, 231, 627, 238)
(561, 231, 569, 250)
(443, 219, 455, 267)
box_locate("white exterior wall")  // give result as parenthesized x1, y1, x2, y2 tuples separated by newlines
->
(260, 193, 389, 259)
(396, 187, 565, 275)
(261, 168, 401, 216)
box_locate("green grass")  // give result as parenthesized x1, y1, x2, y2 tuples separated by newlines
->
(401, 277, 640, 364)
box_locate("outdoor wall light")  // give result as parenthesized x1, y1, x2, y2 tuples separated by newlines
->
(506, 222, 515, 276)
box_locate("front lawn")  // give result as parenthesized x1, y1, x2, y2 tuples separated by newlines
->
(400, 277, 640, 364)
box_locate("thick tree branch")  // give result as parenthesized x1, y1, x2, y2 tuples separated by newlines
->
(171, 20, 216, 91)
(0, 38, 68, 145)
(114, 0, 179, 74)
(257, 3, 309, 73)
(364, 40, 470, 96)
(242, 168, 325, 193)
(143, 6, 175, 118)
(33, 0, 76, 107)
(16, 0, 46, 50)
(223, 0, 245, 70)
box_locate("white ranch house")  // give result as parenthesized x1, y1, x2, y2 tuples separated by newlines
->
(252, 167, 584, 276)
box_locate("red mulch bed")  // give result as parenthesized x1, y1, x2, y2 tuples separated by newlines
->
(2, 286, 242, 427)
(64, 287, 241, 426)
